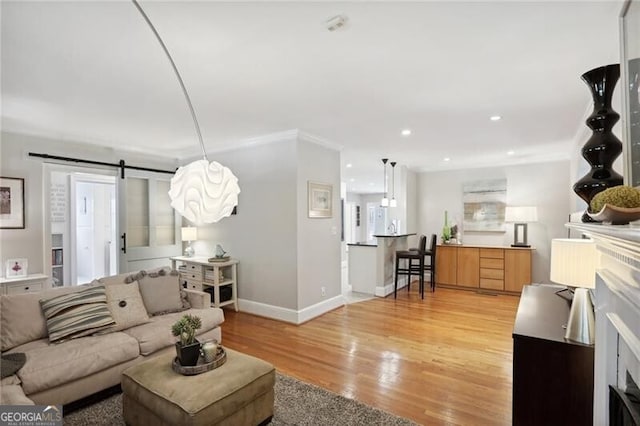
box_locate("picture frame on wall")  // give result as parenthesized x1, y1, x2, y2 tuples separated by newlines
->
(462, 178, 507, 232)
(0, 177, 25, 229)
(308, 181, 333, 218)
(5, 258, 28, 278)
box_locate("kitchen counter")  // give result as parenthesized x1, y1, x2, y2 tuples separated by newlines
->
(348, 233, 415, 296)
(347, 242, 377, 247)
(373, 233, 416, 238)
(438, 243, 535, 250)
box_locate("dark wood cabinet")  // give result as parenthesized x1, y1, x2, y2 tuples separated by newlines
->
(512, 285, 594, 426)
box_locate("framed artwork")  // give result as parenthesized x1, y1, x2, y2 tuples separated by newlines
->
(0, 177, 25, 229)
(621, 0, 640, 186)
(308, 181, 333, 218)
(462, 178, 507, 232)
(6, 258, 28, 278)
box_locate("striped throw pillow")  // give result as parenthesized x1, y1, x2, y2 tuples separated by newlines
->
(40, 285, 115, 343)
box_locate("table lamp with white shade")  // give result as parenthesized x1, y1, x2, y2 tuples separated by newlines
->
(505, 206, 538, 247)
(181, 227, 198, 257)
(550, 238, 597, 345)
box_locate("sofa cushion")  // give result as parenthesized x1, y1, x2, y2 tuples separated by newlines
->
(40, 285, 115, 342)
(136, 268, 185, 315)
(0, 384, 34, 405)
(1, 284, 95, 351)
(123, 308, 224, 356)
(104, 281, 150, 332)
(9, 332, 139, 395)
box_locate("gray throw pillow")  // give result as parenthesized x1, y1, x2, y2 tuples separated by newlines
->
(1, 353, 26, 379)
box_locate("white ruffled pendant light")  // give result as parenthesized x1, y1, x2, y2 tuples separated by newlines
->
(133, 0, 240, 224)
(169, 159, 239, 224)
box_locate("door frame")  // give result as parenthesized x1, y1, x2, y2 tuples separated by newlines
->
(44, 163, 118, 285)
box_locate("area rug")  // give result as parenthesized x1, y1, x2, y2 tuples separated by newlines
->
(63, 372, 418, 425)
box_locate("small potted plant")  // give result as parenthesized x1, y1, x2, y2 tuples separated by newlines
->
(171, 314, 202, 366)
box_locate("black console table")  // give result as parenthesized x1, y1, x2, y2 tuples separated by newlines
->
(512, 284, 594, 425)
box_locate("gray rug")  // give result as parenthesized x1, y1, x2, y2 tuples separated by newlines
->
(63, 372, 417, 425)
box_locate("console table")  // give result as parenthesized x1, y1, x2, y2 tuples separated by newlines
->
(170, 256, 238, 311)
(435, 244, 532, 294)
(512, 284, 594, 425)
(0, 273, 49, 295)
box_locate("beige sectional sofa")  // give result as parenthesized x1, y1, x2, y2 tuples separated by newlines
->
(0, 267, 225, 406)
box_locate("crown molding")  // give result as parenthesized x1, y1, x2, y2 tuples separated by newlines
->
(297, 130, 344, 152)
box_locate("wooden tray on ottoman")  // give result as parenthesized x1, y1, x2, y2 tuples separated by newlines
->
(172, 347, 227, 376)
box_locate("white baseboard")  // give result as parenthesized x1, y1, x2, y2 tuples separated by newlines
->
(298, 294, 345, 324)
(238, 294, 345, 325)
(375, 276, 408, 297)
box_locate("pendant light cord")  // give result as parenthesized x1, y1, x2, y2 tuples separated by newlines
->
(132, 0, 208, 161)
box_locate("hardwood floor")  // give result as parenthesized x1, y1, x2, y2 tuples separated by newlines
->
(221, 287, 520, 426)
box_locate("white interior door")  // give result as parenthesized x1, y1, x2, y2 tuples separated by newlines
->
(70, 174, 117, 284)
(117, 170, 181, 272)
(367, 203, 376, 242)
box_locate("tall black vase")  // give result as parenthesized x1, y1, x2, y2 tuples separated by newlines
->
(573, 64, 623, 222)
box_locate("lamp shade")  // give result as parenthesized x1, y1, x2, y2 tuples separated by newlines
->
(550, 238, 596, 289)
(169, 160, 240, 224)
(181, 227, 197, 242)
(505, 206, 538, 223)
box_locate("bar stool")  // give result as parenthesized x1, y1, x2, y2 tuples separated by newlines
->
(394, 235, 427, 299)
(423, 234, 437, 292)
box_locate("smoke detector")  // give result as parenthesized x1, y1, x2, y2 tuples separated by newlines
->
(326, 15, 348, 31)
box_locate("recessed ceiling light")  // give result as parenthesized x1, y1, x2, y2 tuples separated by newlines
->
(401, 129, 412, 136)
(490, 115, 502, 121)
(350, 178, 355, 182)
(346, 163, 353, 168)
(507, 150, 515, 156)
(444, 157, 451, 162)
(369, 182, 374, 186)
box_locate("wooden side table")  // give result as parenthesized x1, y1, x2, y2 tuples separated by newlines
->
(170, 256, 238, 311)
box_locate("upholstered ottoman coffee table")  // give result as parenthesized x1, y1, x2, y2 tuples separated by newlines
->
(121, 348, 275, 426)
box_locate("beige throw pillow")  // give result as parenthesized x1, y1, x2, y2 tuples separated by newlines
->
(104, 282, 150, 331)
(137, 268, 185, 315)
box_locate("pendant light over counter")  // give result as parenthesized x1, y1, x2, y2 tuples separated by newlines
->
(133, 0, 240, 224)
(381, 158, 398, 208)
(390, 161, 397, 207)
(381, 158, 389, 207)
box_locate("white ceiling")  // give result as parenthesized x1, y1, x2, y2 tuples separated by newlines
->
(1, 1, 624, 193)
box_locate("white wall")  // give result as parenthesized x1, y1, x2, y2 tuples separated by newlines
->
(192, 137, 299, 310)
(417, 160, 570, 283)
(296, 137, 342, 310)
(405, 169, 418, 247)
(0, 131, 177, 278)
(192, 132, 342, 319)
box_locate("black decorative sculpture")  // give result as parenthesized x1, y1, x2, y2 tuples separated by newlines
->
(573, 64, 623, 222)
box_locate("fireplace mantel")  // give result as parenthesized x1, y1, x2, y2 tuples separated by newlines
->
(568, 223, 640, 425)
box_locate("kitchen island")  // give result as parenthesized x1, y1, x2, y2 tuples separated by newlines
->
(347, 233, 416, 296)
